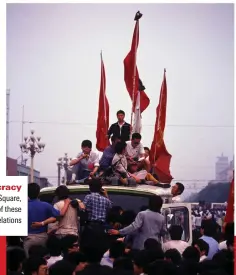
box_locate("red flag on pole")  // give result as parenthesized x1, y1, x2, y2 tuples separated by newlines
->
(149, 69, 173, 183)
(224, 175, 234, 227)
(124, 11, 150, 119)
(96, 52, 109, 152)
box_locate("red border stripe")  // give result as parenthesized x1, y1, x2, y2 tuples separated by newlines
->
(0, 236, 6, 274)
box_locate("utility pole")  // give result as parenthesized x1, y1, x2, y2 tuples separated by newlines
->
(21, 105, 25, 165)
(6, 89, 10, 158)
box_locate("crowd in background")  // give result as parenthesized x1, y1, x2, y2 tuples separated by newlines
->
(7, 181, 234, 275)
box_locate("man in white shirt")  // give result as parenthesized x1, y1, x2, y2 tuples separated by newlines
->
(126, 133, 145, 161)
(151, 182, 185, 203)
(70, 140, 100, 182)
(162, 225, 189, 254)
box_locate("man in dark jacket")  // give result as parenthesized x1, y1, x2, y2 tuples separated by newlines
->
(107, 110, 131, 142)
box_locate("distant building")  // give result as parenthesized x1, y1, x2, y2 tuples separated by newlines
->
(6, 157, 18, 176)
(17, 163, 40, 185)
(215, 153, 229, 181)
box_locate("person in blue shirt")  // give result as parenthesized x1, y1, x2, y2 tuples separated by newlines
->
(24, 183, 70, 256)
(200, 219, 219, 260)
(99, 135, 121, 172)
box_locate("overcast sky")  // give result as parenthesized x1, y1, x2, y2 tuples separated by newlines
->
(6, 3, 234, 186)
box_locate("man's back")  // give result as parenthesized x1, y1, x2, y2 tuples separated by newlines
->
(54, 200, 78, 236)
(83, 193, 112, 222)
(76, 263, 112, 275)
(28, 199, 60, 234)
(200, 235, 219, 259)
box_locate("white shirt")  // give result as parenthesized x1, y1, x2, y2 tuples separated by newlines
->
(162, 240, 189, 255)
(219, 240, 227, 250)
(200, 255, 207, 262)
(126, 141, 145, 159)
(53, 200, 79, 236)
(74, 151, 100, 167)
(47, 255, 63, 267)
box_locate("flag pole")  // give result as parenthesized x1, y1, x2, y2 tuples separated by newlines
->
(153, 68, 166, 162)
(130, 11, 142, 136)
(101, 51, 107, 135)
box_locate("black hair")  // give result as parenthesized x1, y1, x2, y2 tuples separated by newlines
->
(7, 248, 26, 272)
(169, 225, 183, 240)
(115, 141, 127, 154)
(148, 195, 163, 212)
(224, 222, 234, 240)
(89, 178, 102, 193)
(82, 245, 104, 263)
(182, 246, 200, 262)
(55, 185, 69, 200)
(117, 110, 125, 116)
(47, 235, 62, 257)
(28, 245, 49, 258)
(60, 235, 78, 255)
(28, 183, 40, 200)
(113, 257, 134, 271)
(147, 260, 177, 275)
(24, 257, 47, 275)
(144, 147, 150, 152)
(120, 210, 136, 226)
(164, 249, 182, 266)
(109, 241, 125, 259)
(63, 251, 87, 266)
(176, 182, 185, 195)
(133, 250, 150, 269)
(81, 140, 92, 148)
(7, 236, 22, 247)
(144, 238, 161, 251)
(111, 135, 121, 142)
(132, 133, 142, 140)
(194, 239, 209, 255)
(49, 260, 75, 275)
(201, 220, 217, 237)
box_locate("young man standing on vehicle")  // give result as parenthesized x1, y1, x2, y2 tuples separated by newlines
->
(107, 110, 131, 142)
(70, 140, 100, 182)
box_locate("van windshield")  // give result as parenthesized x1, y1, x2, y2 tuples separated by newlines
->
(39, 190, 190, 242)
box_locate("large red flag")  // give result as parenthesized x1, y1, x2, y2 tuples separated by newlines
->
(124, 11, 150, 113)
(96, 53, 109, 152)
(223, 175, 234, 230)
(149, 70, 173, 183)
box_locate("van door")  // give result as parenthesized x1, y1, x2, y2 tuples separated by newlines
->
(162, 203, 192, 245)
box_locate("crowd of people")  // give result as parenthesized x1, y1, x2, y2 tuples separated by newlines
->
(6, 109, 234, 275)
(7, 180, 234, 275)
(191, 205, 227, 231)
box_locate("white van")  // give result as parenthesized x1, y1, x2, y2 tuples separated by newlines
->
(40, 184, 192, 245)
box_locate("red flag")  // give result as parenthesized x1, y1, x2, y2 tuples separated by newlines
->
(124, 13, 150, 113)
(149, 70, 173, 183)
(96, 53, 109, 152)
(224, 176, 234, 227)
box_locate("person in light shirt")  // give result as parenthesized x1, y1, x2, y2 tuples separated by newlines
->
(162, 225, 189, 255)
(70, 140, 100, 182)
(126, 133, 145, 161)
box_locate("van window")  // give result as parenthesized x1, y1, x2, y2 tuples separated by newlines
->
(162, 206, 190, 242)
(39, 190, 149, 213)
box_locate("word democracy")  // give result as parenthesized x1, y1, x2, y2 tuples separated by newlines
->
(0, 185, 22, 192)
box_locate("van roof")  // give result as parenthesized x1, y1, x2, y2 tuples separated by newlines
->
(40, 184, 172, 197)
